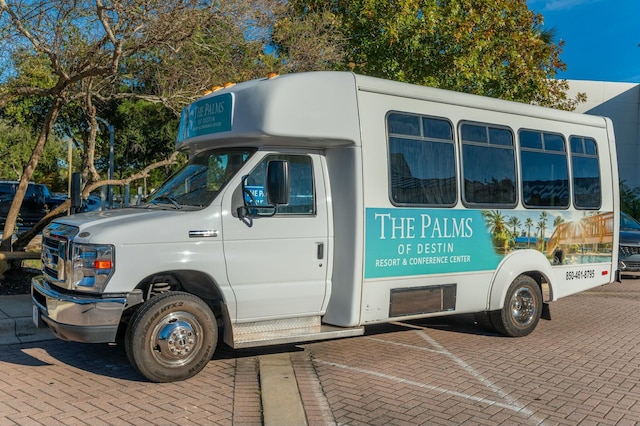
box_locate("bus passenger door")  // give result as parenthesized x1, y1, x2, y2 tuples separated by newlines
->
(221, 152, 330, 321)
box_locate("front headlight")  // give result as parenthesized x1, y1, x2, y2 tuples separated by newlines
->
(70, 243, 115, 293)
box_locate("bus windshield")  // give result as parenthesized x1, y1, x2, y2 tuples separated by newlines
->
(144, 148, 255, 208)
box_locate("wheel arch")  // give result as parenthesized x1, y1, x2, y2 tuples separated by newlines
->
(125, 269, 234, 323)
(488, 249, 554, 311)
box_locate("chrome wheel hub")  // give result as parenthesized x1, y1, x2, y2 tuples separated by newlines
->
(511, 287, 535, 326)
(151, 312, 203, 366)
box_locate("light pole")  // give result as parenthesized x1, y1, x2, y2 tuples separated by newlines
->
(96, 117, 115, 208)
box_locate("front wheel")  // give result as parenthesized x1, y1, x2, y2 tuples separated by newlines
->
(125, 291, 217, 382)
(491, 275, 542, 337)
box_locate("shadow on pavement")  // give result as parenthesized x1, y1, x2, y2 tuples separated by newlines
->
(0, 340, 144, 381)
(0, 333, 305, 383)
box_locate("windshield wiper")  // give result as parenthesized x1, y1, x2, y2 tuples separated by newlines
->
(151, 196, 182, 209)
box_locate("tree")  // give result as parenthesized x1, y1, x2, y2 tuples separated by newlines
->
(553, 215, 565, 227)
(278, 0, 585, 109)
(482, 209, 509, 252)
(0, 0, 180, 249)
(0, 120, 39, 180)
(525, 217, 534, 248)
(109, 100, 182, 192)
(506, 215, 520, 249)
(507, 216, 521, 238)
(537, 211, 549, 251)
(269, 3, 346, 72)
(0, 0, 274, 252)
(620, 180, 640, 220)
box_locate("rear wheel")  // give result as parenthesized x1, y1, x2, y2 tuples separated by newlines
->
(491, 275, 542, 337)
(124, 291, 217, 382)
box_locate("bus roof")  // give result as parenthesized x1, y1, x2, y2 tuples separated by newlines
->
(176, 71, 362, 151)
(176, 71, 609, 152)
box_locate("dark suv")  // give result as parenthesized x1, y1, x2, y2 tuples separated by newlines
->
(619, 212, 640, 277)
(0, 181, 54, 227)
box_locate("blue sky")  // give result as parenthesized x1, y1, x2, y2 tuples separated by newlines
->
(527, 0, 640, 82)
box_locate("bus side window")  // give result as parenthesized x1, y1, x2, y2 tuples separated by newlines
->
(387, 113, 456, 206)
(519, 130, 569, 209)
(460, 123, 517, 206)
(570, 136, 601, 209)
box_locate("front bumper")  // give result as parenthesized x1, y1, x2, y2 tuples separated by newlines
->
(31, 276, 127, 343)
(618, 260, 640, 276)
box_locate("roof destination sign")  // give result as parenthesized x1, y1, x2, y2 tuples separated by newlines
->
(177, 93, 233, 142)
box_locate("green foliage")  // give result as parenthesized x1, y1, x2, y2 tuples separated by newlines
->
(0, 51, 76, 190)
(278, 0, 583, 109)
(620, 180, 640, 220)
(0, 119, 67, 188)
(0, 0, 590, 212)
(0, 120, 36, 179)
(270, 6, 345, 72)
(111, 100, 183, 190)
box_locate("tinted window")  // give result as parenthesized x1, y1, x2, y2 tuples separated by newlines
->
(0, 183, 15, 200)
(423, 117, 452, 139)
(460, 124, 487, 143)
(388, 113, 420, 136)
(519, 130, 569, 208)
(519, 131, 542, 149)
(0, 182, 45, 200)
(246, 155, 315, 215)
(147, 149, 254, 208)
(388, 113, 456, 206)
(544, 134, 565, 152)
(461, 123, 516, 206)
(570, 136, 601, 209)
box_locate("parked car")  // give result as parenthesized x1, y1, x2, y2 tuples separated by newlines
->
(81, 194, 103, 212)
(0, 180, 51, 227)
(39, 184, 67, 211)
(619, 212, 640, 276)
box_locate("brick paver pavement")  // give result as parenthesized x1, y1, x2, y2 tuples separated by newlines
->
(0, 341, 257, 425)
(300, 278, 640, 425)
(0, 278, 638, 425)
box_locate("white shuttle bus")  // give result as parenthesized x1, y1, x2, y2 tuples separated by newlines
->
(32, 72, 619, 382)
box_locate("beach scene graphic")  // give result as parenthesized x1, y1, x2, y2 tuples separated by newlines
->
(364, 208, 613, 279)
(481, 209, 613, 265)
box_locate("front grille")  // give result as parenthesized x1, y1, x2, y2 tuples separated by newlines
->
(42, 236, 60, 278)
(41, 222, 79, 287)
(619, 245, 640, 257)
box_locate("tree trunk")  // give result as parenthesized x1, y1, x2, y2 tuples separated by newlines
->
(0, 96, 62, 251)
(11, 200, 69, 252)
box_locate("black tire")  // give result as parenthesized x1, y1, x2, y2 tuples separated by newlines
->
(490, 275, 542, 337)
(124, 291, 217, 383)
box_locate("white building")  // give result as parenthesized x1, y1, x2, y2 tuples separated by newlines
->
(567, 80, 640, 188)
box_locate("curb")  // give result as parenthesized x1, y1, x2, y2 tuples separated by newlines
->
(0, 294, 57, 345)
(260, 353, 308, 426)
(0, 317, 57, 344)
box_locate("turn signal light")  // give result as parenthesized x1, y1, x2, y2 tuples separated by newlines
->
(94, 260, 112, 270)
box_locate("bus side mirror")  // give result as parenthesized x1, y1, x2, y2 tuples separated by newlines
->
(267, 160, 290, 206)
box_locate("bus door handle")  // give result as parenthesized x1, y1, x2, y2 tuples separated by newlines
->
(317, 242, 324, 260)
